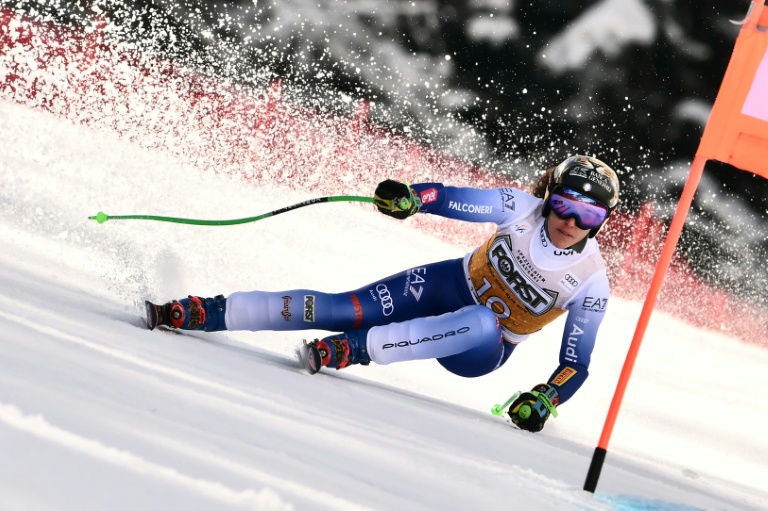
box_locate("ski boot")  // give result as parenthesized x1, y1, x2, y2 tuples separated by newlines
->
(299, 331, 370, 374)
(145, 295, 227, 332)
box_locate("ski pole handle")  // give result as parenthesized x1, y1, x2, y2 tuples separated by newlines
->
(491, 391, 521, 416)
(530, 388, 559, 418)
(90, 195, 374, 226)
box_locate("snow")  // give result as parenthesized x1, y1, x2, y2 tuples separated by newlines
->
(538, 0, 657, 74)
(1, 98, 768, 511)
(465, 15, 519, 47)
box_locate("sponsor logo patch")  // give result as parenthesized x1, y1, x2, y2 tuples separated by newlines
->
(303, 295, 315, 322)
(350, 294, 364, 328)
(499, 188, 516, 211)
(511, 222, 531, 236)
(539, 225, 548, 246)
(281, 295, 292, 322)
(559, 273, 580, 292)
(376, 284, 394, 316)
(421, 187, 439, 204)
(448, 201, 493, 214)
(488, 235, 558, 316)
(551, 367, 578, 386)
(404, 267, 427, 301)
(383, 326, 471, 349)
(582, 297, 608, 312)
(564, 323, 584, 363)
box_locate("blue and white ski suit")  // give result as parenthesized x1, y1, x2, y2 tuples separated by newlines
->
(225, 184, 611, 404)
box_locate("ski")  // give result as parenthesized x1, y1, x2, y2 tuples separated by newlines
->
(298, 340, 323, 374)
(149, 300, 324, 373)
(145, 300, 164, 331)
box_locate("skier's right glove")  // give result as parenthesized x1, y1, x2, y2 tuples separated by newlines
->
(507, 383, 560, 432)
(374, 179, 421, 219)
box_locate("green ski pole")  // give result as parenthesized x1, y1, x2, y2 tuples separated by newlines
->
(89, 195, 374, 226)
(491, 392, 521, 416)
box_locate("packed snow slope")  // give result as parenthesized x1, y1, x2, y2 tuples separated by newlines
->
(1, 100, 767, 511)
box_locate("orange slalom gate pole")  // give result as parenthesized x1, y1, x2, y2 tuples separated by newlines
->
(583, 156, 708, 493)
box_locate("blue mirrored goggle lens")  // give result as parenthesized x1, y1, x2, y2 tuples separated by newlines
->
(549, 188, 608, 229)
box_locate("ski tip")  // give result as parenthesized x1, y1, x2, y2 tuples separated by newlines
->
(144, 300, 159, 331)
(298, 340, 323, 375)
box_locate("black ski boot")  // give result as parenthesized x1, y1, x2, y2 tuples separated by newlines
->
(299, 331, 370, 374)
(145, 295, 227, 331)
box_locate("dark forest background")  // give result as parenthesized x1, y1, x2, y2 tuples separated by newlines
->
(12, 0, 768, 305)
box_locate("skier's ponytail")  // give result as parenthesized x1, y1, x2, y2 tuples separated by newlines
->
(531, 166, 556, 198)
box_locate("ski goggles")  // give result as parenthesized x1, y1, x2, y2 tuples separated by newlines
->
(548, 187, 609, 229)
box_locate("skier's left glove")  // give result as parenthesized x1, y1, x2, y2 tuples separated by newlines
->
(373, 179, 421, 219)
(507, 383, 560, 432)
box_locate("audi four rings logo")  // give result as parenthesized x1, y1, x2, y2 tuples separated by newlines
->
(376, 284, 394, 316)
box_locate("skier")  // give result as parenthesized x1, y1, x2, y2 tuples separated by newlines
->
(147, 155, 620, 432)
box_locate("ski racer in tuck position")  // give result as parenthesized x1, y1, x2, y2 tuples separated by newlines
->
(147, 155, 621, 432)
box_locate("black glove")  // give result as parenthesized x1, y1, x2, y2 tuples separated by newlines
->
(507, 383, 560, 432)
(373, 179, 421, 219)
